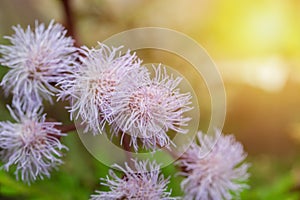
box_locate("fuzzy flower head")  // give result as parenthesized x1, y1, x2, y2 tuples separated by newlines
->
(58, 43, 144, 134)
(0, 102, 68, 184)
(0, 20, 77, 108)
(177, 130, 250, 200)
(90, 159, 177, 200)
(112, 65, 193, 151)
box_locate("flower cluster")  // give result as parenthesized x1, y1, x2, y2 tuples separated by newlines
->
(90, 159, 177, 200)
(0, 20, 250, 200)
(0, 20, 73, 184)
(59, 44, 193, 151)
(177, 130, 250, 200)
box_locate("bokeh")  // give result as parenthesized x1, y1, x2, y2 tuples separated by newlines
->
(0, 0, 300, 199)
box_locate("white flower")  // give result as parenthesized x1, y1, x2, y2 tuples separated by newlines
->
(0, 102, 68, 184)
(111, 65, 193, 151)
(0, 20, 77, 108)
(90, 159, 178, 200)
(177, 130, 250, 200)
(58, 43, 144, 134)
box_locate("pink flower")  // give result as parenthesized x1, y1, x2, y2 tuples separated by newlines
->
(111, 65, 192, 151)
(0, 102, 68, 184)
(177, 130, 250, 200)
(90, 159, 178, 200)
(0, 20, 77, 108)
(58, 43, 144, 134)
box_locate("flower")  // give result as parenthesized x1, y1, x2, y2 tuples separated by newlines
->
(177, 130, 250, 200)
(0, 102, 68, 184)
(0, 20, 77, 108)
(58, 43, 144, 134)
(90, 159, 177, 200)
(111, 65, 193, 151)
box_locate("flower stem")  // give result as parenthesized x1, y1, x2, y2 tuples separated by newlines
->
(57, 123, 77, 133)
(163, 147, 178, 159)
(122, 133, 134, 168)
(60, 0, 79, 45)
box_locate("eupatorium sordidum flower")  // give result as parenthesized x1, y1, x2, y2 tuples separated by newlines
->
(0, 102, 68, 184)
(0, 20, 77, 108)
(58, 43, 144, 134)
(177, 130, 249, 200)
(90, 159, 177, 200)
(112, 65, 192, 151)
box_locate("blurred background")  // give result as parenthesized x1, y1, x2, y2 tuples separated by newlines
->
(0, 0, 300, 199)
